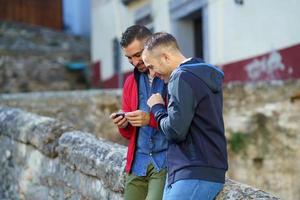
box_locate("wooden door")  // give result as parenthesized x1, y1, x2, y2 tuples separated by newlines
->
(0, 0, 63, 30)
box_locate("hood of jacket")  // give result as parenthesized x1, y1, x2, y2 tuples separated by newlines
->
(179, 58, 224, 93)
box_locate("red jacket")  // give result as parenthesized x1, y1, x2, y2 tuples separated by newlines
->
(118, 70, 158, 173)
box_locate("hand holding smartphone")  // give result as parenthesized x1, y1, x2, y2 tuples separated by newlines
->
(110, 111, 128, 128)
(114, 112, 126, 118)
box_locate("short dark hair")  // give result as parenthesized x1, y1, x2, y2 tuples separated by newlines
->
(120, 25, 152, 48)
(144, 32, 180, 51)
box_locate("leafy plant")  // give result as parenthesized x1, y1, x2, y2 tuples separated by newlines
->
(228, 132, 249, 154)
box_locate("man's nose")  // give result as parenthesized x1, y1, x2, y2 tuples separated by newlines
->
(132, 57, 140, 67)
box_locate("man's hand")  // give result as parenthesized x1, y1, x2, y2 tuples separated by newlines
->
(147, 93, 165, 108)
(110, 111, 128, 128)
(125, 110, 150, 127)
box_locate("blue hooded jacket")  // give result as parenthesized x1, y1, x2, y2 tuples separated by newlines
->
(151, 58, 228, 186)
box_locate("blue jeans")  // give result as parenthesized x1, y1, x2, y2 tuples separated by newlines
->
(163, 179, 223, 200)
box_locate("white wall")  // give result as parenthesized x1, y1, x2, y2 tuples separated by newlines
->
(152, 0, 171, 33)
(91, 0, 172, 81)
(207, 0, 300, 64)
(91, 0, 134, 80)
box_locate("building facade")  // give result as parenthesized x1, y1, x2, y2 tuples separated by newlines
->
(91, 0, 300, 88)
(63, 0, 91, 37)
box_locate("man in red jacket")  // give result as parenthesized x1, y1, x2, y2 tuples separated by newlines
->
(110, 25, 168, 200)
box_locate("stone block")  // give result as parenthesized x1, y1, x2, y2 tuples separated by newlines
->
(0, 107, 73, 157)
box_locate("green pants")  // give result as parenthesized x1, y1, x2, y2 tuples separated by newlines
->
(124, 164, 167, 200)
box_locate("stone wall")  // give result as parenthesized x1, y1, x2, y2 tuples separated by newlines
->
(0, 107, 126, 199)
(1, 80, 300, 199)
(0, 107, 279, 199)
(0, 90, 128, 145)
(0, 21, 90, 93)
(223, 80, 300, 200)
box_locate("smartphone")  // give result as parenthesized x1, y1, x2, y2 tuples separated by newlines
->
(114, 112, 125, 118)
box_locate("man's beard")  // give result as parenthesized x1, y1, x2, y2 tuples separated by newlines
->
(135, 62, 148, 73)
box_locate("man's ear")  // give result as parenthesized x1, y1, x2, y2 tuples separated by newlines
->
(161, 52, 169, 64)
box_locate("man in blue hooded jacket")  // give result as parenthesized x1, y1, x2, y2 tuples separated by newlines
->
(142, 32, 228, 200)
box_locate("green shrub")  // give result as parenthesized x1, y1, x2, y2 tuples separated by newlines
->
(229, 132, 249, 154)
